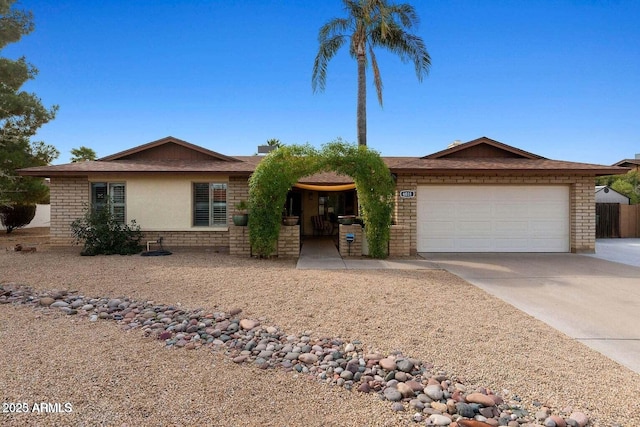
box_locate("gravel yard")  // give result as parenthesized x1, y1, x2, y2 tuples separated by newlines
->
(1, 229, 638, 426)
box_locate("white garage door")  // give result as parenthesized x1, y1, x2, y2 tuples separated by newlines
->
(417, 185, 570, 252)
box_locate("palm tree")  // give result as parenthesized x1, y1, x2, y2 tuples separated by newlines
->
(312, 0, 431, 146)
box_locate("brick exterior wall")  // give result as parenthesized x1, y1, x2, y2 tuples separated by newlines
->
(229, 225, 250, 255)
(140, 230, 229, 249)
(339, 224, 362, 257)
(228, 176, 250, 223)
(49, 173, 596, 255)
(571, 176, 596, 253)
(394, 174, 596, 254)
(229, 224, 300, 258)
(389, 225, 410, 257)
(277, 225, 300, 258)
(50, 177, 89, 245)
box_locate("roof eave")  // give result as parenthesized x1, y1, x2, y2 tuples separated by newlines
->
(390, 167, 629, 176)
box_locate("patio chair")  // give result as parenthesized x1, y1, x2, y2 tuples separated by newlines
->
(311, 215, 327, 236)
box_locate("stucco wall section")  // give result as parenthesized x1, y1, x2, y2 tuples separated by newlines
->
(50, 174, 253, 248)
(394, 174, 596, 254)
(50, 177, 89, 245)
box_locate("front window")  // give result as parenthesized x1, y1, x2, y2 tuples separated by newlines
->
(91, 182, 126, 224)
(193, 183, 227, 226)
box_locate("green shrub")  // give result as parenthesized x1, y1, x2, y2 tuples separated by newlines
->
(0, 204, 37, 234)
(249, 144, 320, 257)
(70, 202, 142, 256)
(248, 140, 394, 259)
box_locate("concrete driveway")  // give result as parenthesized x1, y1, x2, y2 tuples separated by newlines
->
(422, 251, 640, 374)
(587, 238, 640, 267)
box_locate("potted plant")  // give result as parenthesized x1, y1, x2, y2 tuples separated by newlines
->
(282, 205, 299, 226)
(233, 200, 249, 226)
(282, 215, 299, 226)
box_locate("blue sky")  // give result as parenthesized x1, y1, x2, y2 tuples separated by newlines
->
(5, 0, 640, 165)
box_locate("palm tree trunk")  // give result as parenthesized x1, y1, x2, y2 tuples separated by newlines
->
(357, 49, 367, 147)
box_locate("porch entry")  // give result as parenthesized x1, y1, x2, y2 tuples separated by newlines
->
(285, 184, 358, 237)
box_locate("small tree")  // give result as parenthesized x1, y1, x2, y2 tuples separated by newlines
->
(70, 146, 97, 162)
(1, 1, 59, 205)
(596, 171, 640, 204)
(0, 203, 36, 233)
(70, 201, 142, 256)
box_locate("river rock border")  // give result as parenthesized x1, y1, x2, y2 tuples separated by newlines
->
(1, 284, 591, 427)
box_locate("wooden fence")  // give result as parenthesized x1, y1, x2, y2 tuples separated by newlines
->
(620, 204, 640, 238)
(596, 203, 620, 238)
(596, 203, 640, 238)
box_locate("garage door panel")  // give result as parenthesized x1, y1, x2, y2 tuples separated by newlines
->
(420, 221, 455, 236)
(423, 203, 456, 216)
(457, 238, 493, 250)
(494, 205, 530, 219)
(528, 203, 568, 217)
(496, 187, 530, 200)
(494, 238, 531, 250)
(529, 238, 567, 251)
(458, 204, 491, 218)
(457, 221, 492, 235)
(417, 185, 569, 252)
(530, 220, 567, 236)
(419, 238, 455, 251)
(495, 221, 529, 234)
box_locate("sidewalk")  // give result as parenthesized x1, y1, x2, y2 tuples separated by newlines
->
(296, 238, 438, 270)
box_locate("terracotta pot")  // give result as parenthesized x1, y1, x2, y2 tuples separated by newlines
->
(282, 216, 299, 226)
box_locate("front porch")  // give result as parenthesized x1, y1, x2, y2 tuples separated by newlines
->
(229, 221, 410, 259)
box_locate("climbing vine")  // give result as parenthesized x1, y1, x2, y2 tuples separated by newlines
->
(248, 140, 395, 259)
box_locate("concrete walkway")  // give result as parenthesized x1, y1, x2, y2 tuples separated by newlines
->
(423, 252, 640, 374)
(296, 238, 347, 269)
(295, 238, 438, 270)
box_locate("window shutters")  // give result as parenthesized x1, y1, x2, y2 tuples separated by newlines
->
(193, 183, 210, 226)
(193, 182, 227, 226)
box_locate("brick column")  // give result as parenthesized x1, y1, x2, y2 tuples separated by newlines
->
(339, 224, 362, 257)
(389, 225, 410, 257)
(229, 225, 250, 256)
(50, 177, 89, 245)
(571, 176, 596, 253)
(277, 225, 300, 258)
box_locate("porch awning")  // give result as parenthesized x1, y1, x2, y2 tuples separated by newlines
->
(292, 183, 356, 191)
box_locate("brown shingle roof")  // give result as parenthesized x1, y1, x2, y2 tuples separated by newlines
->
(422, 136, 544, 160)
(613, 159, 640, 167)
(18, 137, 628, 178)
(386, 157, 628, 175)
(99, 136, 240, 162)
(19, 158, 259, 176)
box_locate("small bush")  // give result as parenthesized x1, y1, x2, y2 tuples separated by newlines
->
(70, 202, 142, 256)
(0, 204, 37, 234)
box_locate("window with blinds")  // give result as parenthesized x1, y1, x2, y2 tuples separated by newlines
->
(193, 183, 227, 227)
(91, 182, 126, 224)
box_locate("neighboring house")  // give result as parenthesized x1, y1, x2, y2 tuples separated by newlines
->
(0, 204, 50, 230)
(595, 186, 630, 204)
(18, 136, 627, 254)
(613, 155, 640, 173)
